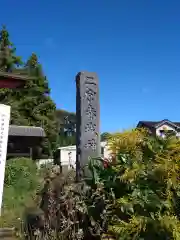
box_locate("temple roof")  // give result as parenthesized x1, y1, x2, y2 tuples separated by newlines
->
(0, 71, 36, 80)
(9, 125, 46, 137)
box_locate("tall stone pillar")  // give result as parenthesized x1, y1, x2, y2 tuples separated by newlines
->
(76, 71, 100, 180)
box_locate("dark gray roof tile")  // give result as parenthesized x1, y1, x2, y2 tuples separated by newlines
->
(8, 125, 46, 137)
(137, 119, 180, 129)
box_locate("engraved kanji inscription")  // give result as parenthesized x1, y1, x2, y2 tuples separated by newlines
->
(85, 122, 96, 132)
(76, 72, 100, 179)
(86, 104, 96, 120)
(84, 139, 97, 151)
(84, 87, 96, 103)
(86, 76, 94, 80)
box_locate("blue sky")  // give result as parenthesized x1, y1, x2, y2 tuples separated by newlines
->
(1, 0, 180, 132)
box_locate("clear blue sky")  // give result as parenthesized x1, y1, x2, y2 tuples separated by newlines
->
(1, 0, 180, 132)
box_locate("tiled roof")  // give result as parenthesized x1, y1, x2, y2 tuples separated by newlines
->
(137, 119, 180, 129)
(173, 122, 180, 127)
(9, 125, 46, 137)
(138, 121, 158, 128)
(0, 71, 36, 80)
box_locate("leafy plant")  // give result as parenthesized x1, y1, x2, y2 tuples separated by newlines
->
(4, 157, 39, 191)
(0, 158, 40, 228)
(86, 129, 180, 239)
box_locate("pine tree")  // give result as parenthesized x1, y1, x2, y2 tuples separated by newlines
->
(0, 25, 22, 72)
(20, 53, 58, 154)
(24, 53, 50, 94)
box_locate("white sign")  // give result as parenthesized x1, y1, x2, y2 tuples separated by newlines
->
(0, 104, 10, 216)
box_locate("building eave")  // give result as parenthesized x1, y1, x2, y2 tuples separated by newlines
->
(9, 125, 46, 137)
(154, 119, 180, 130)
(0, 71, 37, 81)
(137, 119, 180, 131)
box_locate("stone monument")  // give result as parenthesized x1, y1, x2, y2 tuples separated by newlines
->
(76, 71, 100, 180)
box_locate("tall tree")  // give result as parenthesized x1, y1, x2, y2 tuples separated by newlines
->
(0, 25, 24, 122)
(20, 53, 58, 154)
(0, 25, 22, 72)
(0, 26, 58, 154)
(24, 53, 50, 94)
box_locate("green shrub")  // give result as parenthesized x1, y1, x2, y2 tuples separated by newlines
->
(0, 158, 41, 227)
(86, 130, 180, 239)
(5, 157, 38, 192)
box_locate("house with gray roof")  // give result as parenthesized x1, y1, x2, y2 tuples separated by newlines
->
(137, 119, 180, 138)
(7, 125, 46, 160)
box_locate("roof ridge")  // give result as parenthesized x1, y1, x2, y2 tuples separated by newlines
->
(9, 125, 46, 137)
(10, 125, 43, 129)
(138, 119, 180, 129)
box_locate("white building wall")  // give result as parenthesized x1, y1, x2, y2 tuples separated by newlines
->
(36, 158, 54, 169)
(60, 147, 76, 169)
(58, 142, 112, 169)
(101, 141, 112, 159)
(156, 124, 178, 138)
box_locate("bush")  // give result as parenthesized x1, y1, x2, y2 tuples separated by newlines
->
(86, 129, 180, 239)
(22, 166, 85, 239)
(0, 158, 41, 227)
(5, 157, 38, 191)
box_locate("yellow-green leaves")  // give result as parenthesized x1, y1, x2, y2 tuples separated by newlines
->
(89, 129, 180, 239)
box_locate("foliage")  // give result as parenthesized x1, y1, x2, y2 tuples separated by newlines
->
(4, 157, 38, 190)
(25, 128, 180, 239)
(56, 109, 76, 146)
(23, 164, 113, 240)
(0, 25, 77, 153)
(0, 25, 22, 72)
(0, 26, 58, 154)
(0, 158, 41, 228)
(0, 25, 23, 105)
(24, 53, 50, 94)
(23, 167, 86, 239)
(101, 132, 111, 142)
(86, 129, 180, 239)
(19, 53, 58, 153)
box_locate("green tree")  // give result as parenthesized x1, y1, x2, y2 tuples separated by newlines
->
(56, 109, 76, 146)
(0, 25, 22, 72)
(24, 53, 50, 94)
(101, 132, 111, 141)
(19, 53, 58, 154)
(0, 26, 59, 155)
(0, 25, 25, 122)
